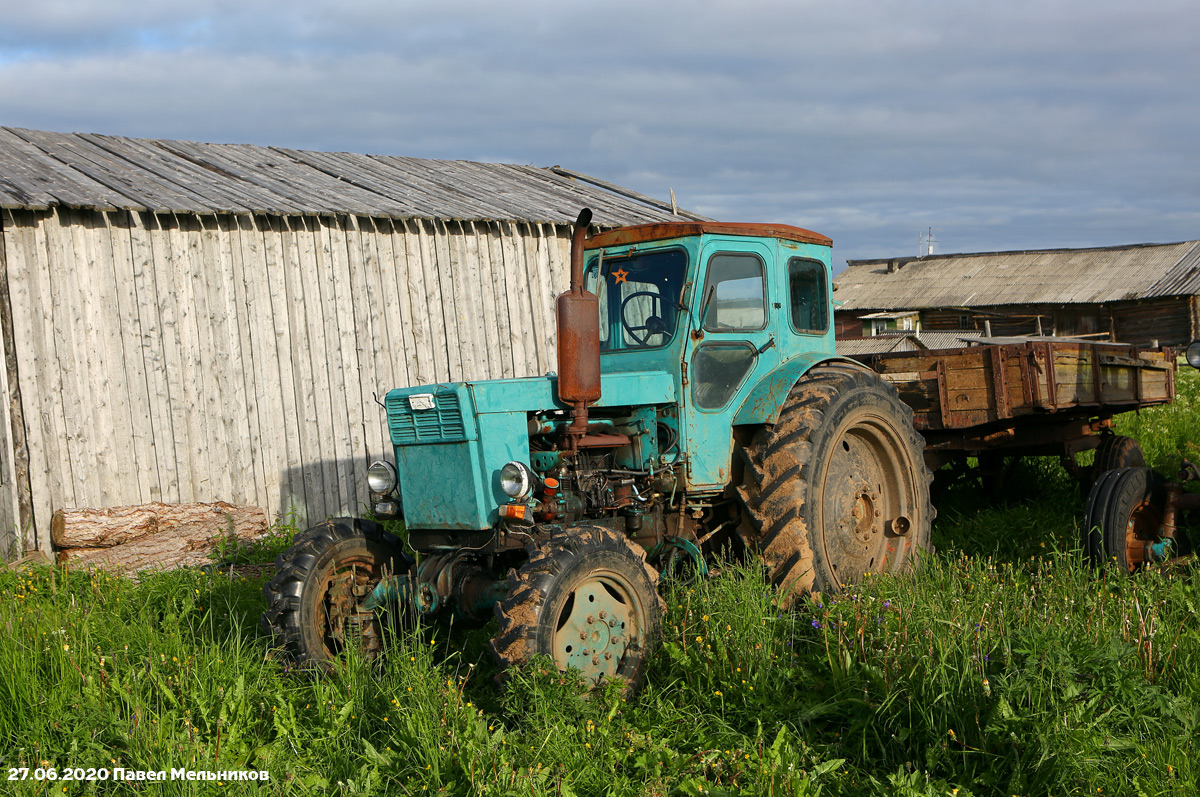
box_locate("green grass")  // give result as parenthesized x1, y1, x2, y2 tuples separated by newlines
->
(3, 375, 1200, 795)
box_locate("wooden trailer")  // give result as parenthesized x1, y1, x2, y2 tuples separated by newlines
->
(851, 338, 1177, 487)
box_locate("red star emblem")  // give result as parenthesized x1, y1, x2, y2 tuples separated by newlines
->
(612, 268, 629, 284)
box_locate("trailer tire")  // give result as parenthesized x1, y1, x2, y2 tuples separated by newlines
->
(261, 518, 410, 669)
(1083, 467, 1166, 572)
(491, 524, 662, 694)
(1090, 435, 1145, 486)
(738, 362, 933, 606)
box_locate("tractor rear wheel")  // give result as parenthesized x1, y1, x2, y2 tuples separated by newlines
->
(491, 524, 662, 693)
(261, 518, 410, 669)
(738, 362, 933, 605)
(1083, 467, 1167, 572)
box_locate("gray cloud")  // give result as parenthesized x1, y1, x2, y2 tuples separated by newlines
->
(1, 0, 1197, 266)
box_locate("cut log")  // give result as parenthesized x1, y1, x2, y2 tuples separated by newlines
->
(52, 501, 268, 573)
(52, 501, 267, 548)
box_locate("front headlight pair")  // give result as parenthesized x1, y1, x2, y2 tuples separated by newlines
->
(369, 458, 536, 501)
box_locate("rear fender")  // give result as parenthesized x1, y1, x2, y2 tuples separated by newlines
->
(732, 354, 864, 426)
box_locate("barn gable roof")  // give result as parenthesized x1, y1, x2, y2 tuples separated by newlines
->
(0, 127, 707, 227)
(835, 240, 1200, 311)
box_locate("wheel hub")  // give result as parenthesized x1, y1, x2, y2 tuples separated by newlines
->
(821, 418, 916, 586)
(552, 573, 642, 684)
(845, 481, 881, 547)
(1124, 497, 1163, 570)
(320, 562, 384, 657)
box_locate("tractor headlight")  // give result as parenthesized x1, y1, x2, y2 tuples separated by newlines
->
(499, 461, 535, 500)
(1187, 340, 1200, 370)
(367, 460, 398, 494)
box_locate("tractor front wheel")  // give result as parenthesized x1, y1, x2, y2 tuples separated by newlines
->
(261, 518, 410, 669)
(491, 525, 662, 693)
(738, 362, 933, 605)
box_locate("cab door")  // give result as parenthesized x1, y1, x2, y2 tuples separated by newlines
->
(681, 238, 780, 489)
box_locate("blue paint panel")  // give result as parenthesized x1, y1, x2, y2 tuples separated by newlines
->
(394, 408, 530, 531)
(395, 442, 490, 530)
(464, 372, 677, 412)
(680, 236, 838, 489)
(733, 354, 857, 425)
(477, 410, 531, 513)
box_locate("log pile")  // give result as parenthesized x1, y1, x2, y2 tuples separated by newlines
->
(53, 502, 268, 573)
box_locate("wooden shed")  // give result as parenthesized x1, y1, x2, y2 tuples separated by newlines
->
(0, 127, 704, 557)
(835, 241, 1200, 344)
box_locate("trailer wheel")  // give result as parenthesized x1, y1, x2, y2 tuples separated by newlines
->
(491, 525, 662, 693)
(1090, 435, 1145, 486)
(738, 362, 933, 606)
(261, 518, 410, 669)
(1083, 467, 1167, 572)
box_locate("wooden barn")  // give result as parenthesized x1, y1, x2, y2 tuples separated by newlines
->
(0, 127, 703, 557)
(835, 241, 1200, 343)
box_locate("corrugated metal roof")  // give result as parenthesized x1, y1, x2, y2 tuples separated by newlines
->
(0, 127, 707, 227)
(836, 331, 983, 355)
(1145, 241, 1200, 297)
(836, 241, 1200, 310)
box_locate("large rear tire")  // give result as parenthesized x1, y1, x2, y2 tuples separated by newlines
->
(491, 525, 662, 693)
(738, 362, 933, 605)
(261, 518, 410, 669)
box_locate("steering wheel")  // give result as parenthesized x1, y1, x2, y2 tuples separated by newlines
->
(620, 291, 667, 346)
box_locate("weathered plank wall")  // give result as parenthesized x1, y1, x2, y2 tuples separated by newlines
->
(1, 207, 574, 553)
(0, 212, 19, 557)
(1109, 297, 1192, 345)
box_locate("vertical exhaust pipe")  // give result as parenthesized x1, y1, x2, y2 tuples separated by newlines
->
(556, 208, 600, 451)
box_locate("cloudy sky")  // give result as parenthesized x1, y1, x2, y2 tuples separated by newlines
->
(1, 0, 1197, 268)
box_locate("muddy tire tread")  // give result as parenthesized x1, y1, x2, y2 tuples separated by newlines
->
(738, 361, 934, 604)
(260, 517, 406, 669)
(491, 524, 662, 690)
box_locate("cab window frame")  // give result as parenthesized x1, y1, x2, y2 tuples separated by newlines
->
(584, 246, 690, 352)
(787, 257, 829, 335)
(700, 251, 769, 333)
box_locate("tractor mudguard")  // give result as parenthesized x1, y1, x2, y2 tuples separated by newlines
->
(732, 354, 862, 426)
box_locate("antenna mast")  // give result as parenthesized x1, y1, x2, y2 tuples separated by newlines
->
(919, 227, 938, 257)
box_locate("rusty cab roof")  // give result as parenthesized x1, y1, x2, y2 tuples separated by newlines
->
(584, 221, 832, 250)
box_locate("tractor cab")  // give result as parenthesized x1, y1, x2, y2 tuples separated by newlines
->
(582, 222, 837, 488)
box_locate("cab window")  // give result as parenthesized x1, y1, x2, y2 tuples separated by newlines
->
(788, 258, 828, 334)
(691, 343, 757, 410)
(585, 249, 688, 350)
(701, 253, 766, 331)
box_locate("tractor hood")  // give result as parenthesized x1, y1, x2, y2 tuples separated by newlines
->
(383, 371, 675, 531)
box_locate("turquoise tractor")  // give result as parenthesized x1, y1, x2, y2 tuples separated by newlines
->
(262, 209, 933, 690)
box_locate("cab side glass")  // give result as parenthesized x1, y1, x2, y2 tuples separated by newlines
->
(692, 343, 757, 409)
(702, 253, 766, 331)
(788, 257, 829, 334)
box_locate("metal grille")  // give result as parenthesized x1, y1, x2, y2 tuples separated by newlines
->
(387, 391, 467, 444)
